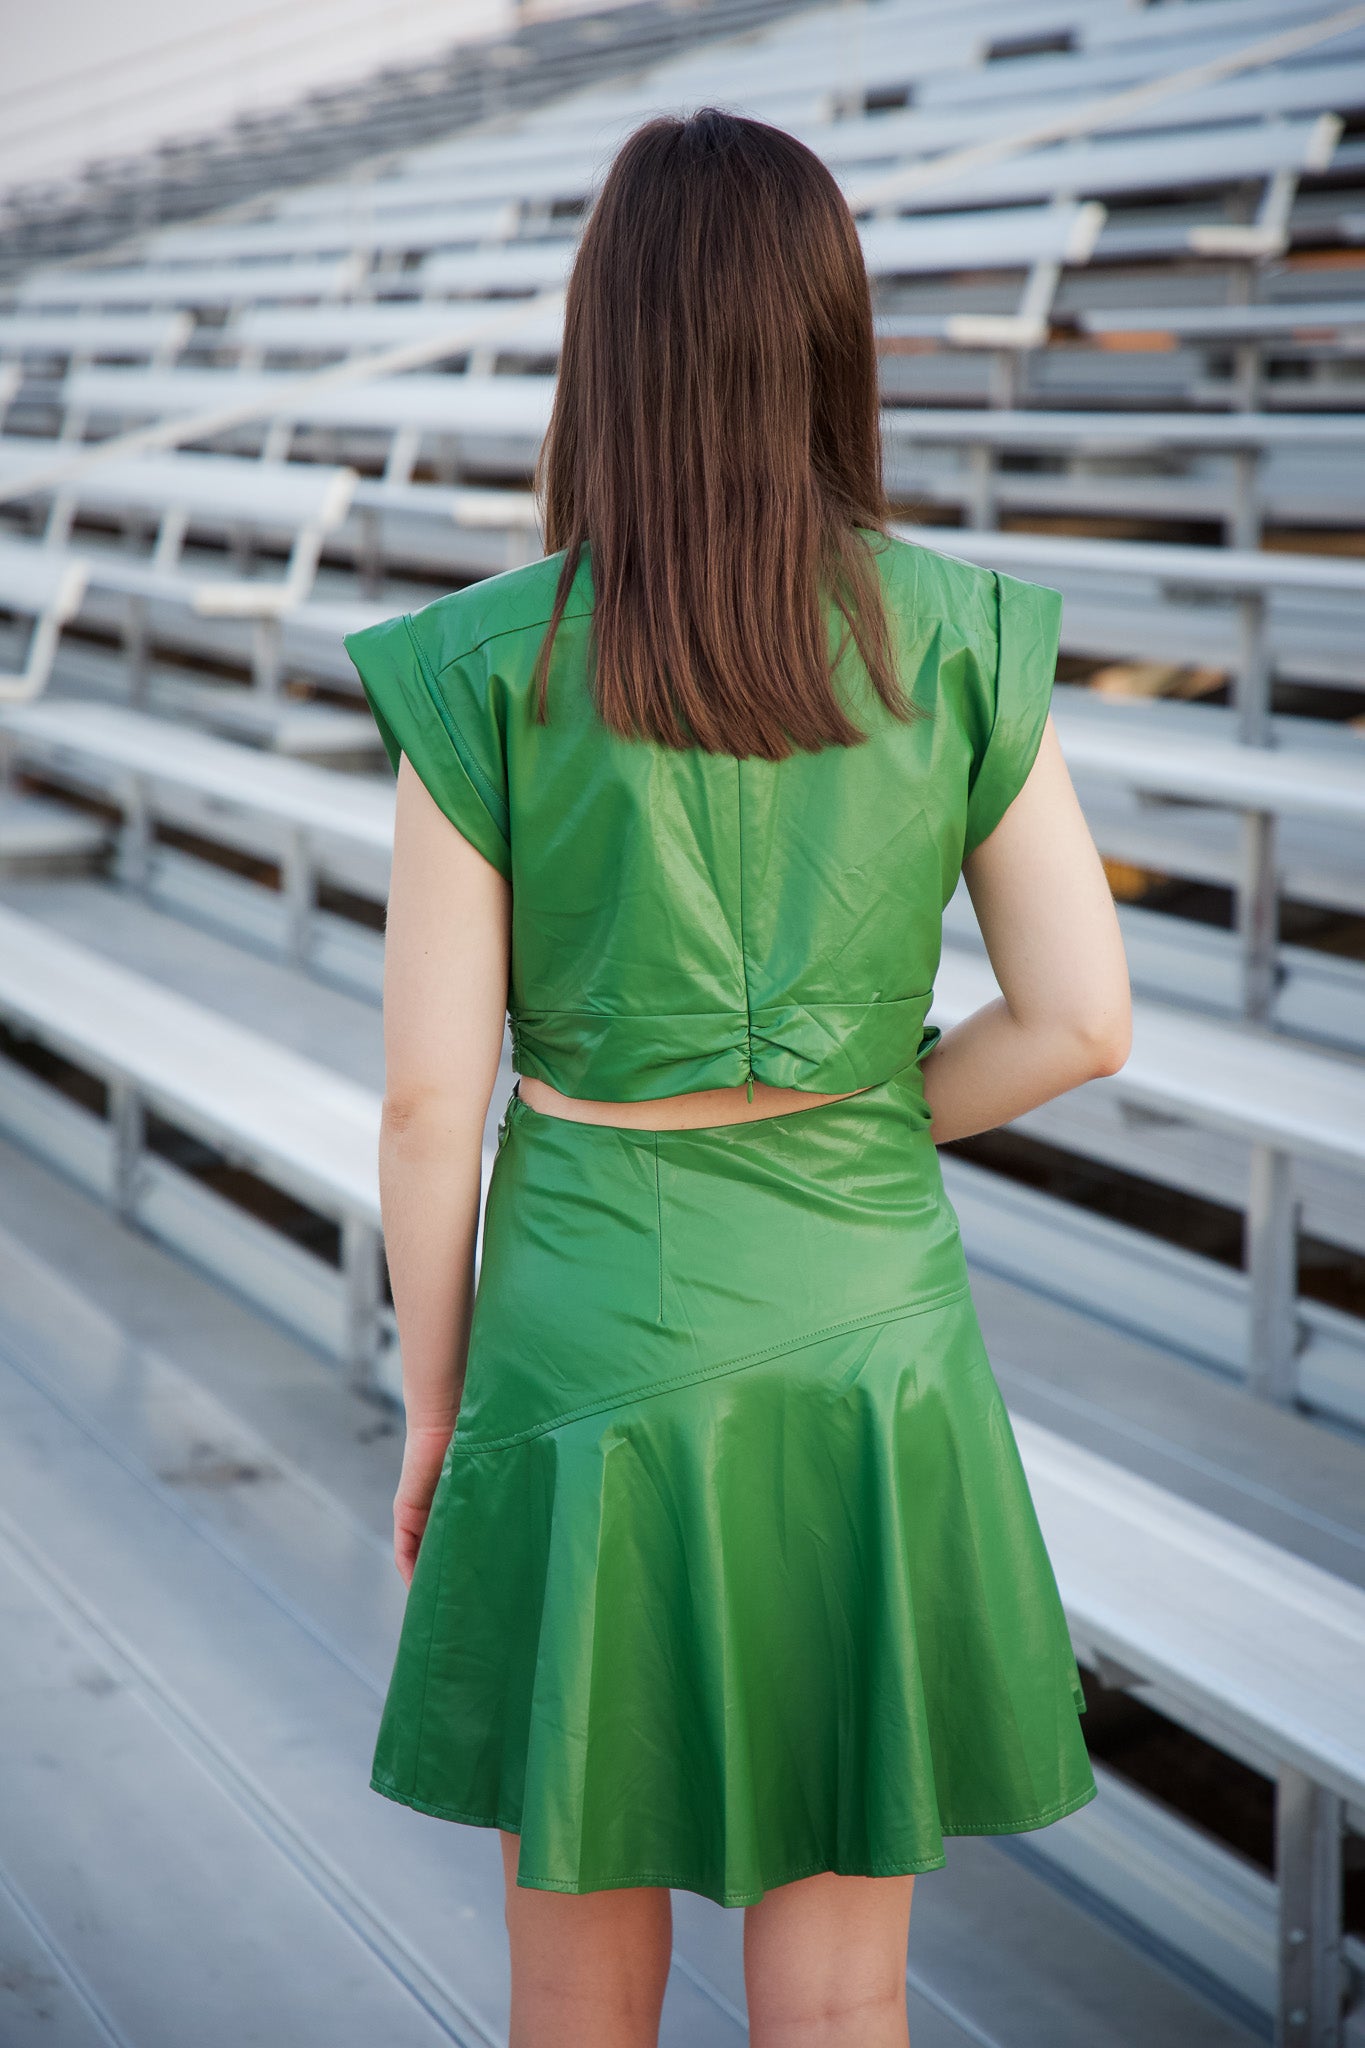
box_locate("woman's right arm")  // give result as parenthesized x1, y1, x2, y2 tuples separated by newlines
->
(921, 716, 1132, 1146)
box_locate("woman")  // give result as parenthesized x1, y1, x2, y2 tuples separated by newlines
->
(345, 108, 1130, 2048)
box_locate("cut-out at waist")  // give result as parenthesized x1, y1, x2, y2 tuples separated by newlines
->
(516, 1074, 873, 1132)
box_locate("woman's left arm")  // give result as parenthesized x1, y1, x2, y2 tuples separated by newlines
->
(379, 751, 511, 1585)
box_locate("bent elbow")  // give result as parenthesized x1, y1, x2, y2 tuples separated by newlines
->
(1072, 1007, 1132, 1080)
(380, 1090, 451, 1141)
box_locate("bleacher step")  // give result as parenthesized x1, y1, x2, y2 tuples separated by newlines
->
(0, 790, 110, 876)
(976, 1264, 1365, 1591)
(0, 1526, 470, 2048)
(48, 645, 385, 760)
(0, 874, 385, 1092)
(0, 1158, 1263, 2047)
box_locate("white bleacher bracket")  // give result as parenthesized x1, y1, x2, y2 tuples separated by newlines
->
(1189, 158, 1312, 262)
(0, 554, 89, 704)
(945, 202, 1105, 359)
(192, 467, 357, 692)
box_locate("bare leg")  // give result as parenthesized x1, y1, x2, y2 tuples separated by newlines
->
(743, 1870, 915, 2048)
(499, 1830, 674, 2048)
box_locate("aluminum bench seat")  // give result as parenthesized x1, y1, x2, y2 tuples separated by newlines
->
(62, 361, 558, 441)
(224, 299, 567, 362)
(0, 309, 193, 364)
(0, 901, 386, 1381)
(140, 199, 518, 265)
(12, 255, 367, 313)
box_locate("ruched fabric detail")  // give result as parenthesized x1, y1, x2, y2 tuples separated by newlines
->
(510, 992, 941, 1103)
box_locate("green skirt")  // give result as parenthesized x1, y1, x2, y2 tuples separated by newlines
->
(370, 1063, 1097, 1906)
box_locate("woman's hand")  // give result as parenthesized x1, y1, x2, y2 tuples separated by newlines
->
(393, 1422, 456, 1586)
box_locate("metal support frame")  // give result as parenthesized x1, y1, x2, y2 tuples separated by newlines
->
(123, 592, 150, 705)
(383, 423, 421, 487)
(1235, 590, 1272, 745)
(1233, 588, 1278, 1019)
(251, 613, 282, 695)
(116, 769, 152, 889)
(1238, 807, 1280, 1025)
(988, 349, 1022, 409)
(356, 505, 383, 598)
(1245, 1141, 1301, 1405)
(966, 441, 996, 531)
(279, 827, 314, 966)
(341, 1215, 384, 1391)
(1276, 1765, 1345, 2047)
(1231, 340, 1265, 415)
(108, 1079, 145, 1222)
(1229, 446, 1262, 550)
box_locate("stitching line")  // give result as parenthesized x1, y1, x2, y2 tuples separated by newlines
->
(450, 1282, 973, 1456)
(513, 993, 933, 1019)
(435, 600, 596, 665)
(653, 1131, 664, 1326)
(406, 1462, 456, 1799)
(734, 756, 753, 1084)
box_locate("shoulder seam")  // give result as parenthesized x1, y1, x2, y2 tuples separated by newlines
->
(430, 600, 594, 674)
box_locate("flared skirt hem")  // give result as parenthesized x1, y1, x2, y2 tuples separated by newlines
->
(367, 1773, 1101, 1907)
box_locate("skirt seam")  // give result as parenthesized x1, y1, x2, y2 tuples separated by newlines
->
(404, 1471, 456, 1802)
(450, 1280, 975, 1456)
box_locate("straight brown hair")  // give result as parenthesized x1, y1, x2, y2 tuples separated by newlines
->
(531, 107, 920, 760)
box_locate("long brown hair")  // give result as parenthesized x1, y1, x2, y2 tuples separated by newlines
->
(531, 108, 919, 760)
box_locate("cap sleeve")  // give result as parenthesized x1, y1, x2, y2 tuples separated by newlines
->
(344, 611, 511, 881)
(962, 569, 1061, 859)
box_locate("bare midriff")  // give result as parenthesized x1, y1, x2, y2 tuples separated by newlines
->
(518, 1075, 867, 1131)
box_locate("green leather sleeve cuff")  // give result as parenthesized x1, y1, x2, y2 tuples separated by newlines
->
(962, 569, 1062, 858)
(343, 612, 512, 881)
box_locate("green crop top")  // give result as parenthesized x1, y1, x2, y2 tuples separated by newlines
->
(343, 529, 1061, 1104)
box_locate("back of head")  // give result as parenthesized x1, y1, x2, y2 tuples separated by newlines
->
(534, 107, 917, 760)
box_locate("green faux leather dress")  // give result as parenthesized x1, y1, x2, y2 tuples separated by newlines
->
(344, 528, 1097, 1907)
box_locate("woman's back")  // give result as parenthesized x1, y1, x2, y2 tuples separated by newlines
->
(345, 525, 1061, 1122)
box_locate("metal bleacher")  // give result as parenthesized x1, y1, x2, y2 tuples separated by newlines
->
(2, 1, 1365, 2044)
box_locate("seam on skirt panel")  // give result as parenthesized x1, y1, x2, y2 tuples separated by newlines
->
(450, 1280, 976, 1457)
(653, 1129, 664, 1326)
(405, 1455, 458, 1801)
